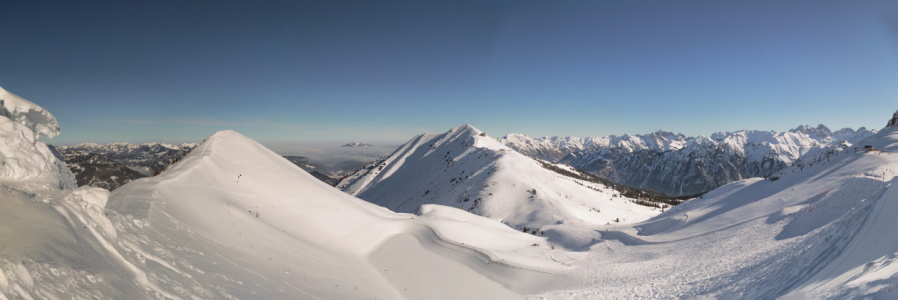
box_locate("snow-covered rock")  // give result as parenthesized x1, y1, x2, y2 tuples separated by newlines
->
(0, 87, 75, 190)
(0, 87, 61, 140)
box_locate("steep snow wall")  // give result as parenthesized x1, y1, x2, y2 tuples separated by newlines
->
(0, 86, 75, 190)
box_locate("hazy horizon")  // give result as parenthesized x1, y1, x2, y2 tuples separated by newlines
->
(5, 0, 898, 145)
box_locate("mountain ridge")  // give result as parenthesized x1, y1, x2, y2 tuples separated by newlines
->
(500, 124, 876, 195)
(337, 124, 663, 245)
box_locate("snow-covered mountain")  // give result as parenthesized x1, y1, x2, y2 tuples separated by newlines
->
(60, 151, 146, 190)
(500, 125, 877, 196)
(337, 125, 662, 238)
(4, 85, 898, 299)
(532, 113, 898, 299)
(0, 88, 576, 299)
(342, 141, 372, 147)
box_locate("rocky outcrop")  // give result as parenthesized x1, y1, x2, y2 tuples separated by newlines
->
(888, 110, 898, 128)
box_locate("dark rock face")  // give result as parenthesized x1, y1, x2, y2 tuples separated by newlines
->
(888, 110, 898, 128)
(61, 152, 146, 190)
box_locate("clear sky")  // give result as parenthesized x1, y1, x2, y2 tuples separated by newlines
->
(3, 0, 898, 146)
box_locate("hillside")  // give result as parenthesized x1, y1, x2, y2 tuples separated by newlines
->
(0, 88, 577, 299)
(501, 125, 876, 195)
(529, 113, 898, 299)
(60, 151, 146, 190)
(337, 125, 662, 240)
(54, 142, 198, 176)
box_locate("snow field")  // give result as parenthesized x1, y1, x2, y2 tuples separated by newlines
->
(338, 124, 662, 253)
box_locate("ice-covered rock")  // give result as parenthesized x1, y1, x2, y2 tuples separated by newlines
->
(0, 87, 75, 190)
(0, 87, 61, 140)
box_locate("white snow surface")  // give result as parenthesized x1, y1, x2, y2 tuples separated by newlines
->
(3, 127, 577, 299)
(527, 126, 898, 299)
(0, 87, 61, 139)
(337, 125, 661, 238)
(0, 86, 75, 191)
(5, 87, 898, 299)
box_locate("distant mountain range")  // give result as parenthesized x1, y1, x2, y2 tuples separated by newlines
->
(52, 143, 350, 189)
(500, 124, 877, 196)
(54, 142, 199, 176)
(342, 142, 372, 147)
(60, 152, 145, 190)
(53, 122, 882, 197)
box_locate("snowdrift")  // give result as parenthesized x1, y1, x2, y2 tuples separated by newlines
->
(0, 87, 74, 191)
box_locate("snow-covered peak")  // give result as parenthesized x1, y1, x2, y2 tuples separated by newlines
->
(0, 86, 62, 139)
(103, 128, 571, 298)
(338, 124, 660, 238)
(789, 124, 833, 140)
(341, 141, 372, 147)
(447, 123, 483, 136)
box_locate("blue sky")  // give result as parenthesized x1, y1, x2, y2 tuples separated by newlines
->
(3, 0, 898, 146)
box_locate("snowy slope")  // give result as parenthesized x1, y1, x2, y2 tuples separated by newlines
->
(528, 115, 898, 299)
(2, 90, 577, 299)
(337, 125, 661, 242)
(7, 83, 898, 299)
(61, 151, 146, 190)
(96, 130, 578, 299)
(501, 125, 877, 195)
